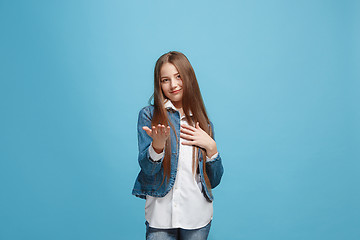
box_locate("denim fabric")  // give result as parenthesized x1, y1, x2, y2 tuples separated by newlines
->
(132, 105, 224, 202)
(145, 220, 211, 240)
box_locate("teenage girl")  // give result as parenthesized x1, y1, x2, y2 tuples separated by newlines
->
(132, 51, 224, 240)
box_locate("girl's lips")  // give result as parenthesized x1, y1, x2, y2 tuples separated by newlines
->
(171, 89, 181, 94)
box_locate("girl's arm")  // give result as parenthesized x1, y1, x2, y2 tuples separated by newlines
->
(205, 121, 224, 189)
(180, 120, 224, 188)
(137, 107, 165, 176)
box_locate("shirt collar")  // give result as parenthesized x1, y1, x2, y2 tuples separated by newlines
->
(164, 99, 193, 117)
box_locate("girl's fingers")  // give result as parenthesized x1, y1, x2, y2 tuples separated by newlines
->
(180, 123, 196, 132)
(152, 124, 171, 138)
(180, 132, 194, 140)
(162, 125, 170, 137)
(143, 125, 171, 139)
(142, 126, 152, 136)
(157, 124, 163, 135)
(194, 122, 203, 132)
(180, 127, 194, 135)
(165, 126, 171, 136)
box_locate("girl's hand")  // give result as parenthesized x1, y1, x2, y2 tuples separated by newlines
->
(180, 122, 218, 157)
(142, 124, 171, 153)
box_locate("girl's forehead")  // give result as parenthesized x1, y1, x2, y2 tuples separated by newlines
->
(160, 63, 179, 75)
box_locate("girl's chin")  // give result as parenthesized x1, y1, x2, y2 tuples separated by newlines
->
(168, 97, 182, 103)
(166, 94, 182, 102)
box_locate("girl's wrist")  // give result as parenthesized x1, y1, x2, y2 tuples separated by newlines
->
(206, 140, 217, 157)
(153, 147, 164, 154)
(152, 141, 165, 153)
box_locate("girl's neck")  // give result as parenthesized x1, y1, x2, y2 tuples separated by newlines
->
(171, 101, 184, 117)
(172, 100, 182, 110)
(178, 108, 184, 118)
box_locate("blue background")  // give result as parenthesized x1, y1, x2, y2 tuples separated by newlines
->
(1, 0, 359, 239)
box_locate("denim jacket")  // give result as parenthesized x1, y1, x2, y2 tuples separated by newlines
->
(132, 105, 224, 202)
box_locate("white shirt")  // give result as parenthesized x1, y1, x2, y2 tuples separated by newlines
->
(145, 99, 218, 229)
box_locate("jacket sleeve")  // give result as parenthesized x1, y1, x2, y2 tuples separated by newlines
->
(137, 107, 164, 176)
(205, 121, 224, 189)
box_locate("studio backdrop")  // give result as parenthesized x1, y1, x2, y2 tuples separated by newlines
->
(0, 0, 359, 239)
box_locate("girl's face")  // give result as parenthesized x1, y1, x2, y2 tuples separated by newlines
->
(160, 62, 183, 108)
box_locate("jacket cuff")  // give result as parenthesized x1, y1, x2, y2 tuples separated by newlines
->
(206, 152, 219, 162)
(148, 142, 165, 162)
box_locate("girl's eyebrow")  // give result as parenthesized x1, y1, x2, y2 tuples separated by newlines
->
(161, 73, 179, 79)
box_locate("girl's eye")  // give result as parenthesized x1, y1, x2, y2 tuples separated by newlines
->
(161, 79, 168, 83)
(176, 75, 181, 79)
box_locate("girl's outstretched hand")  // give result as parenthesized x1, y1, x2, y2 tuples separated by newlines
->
(142, 124, 171, 153)
(180, 122, 218, 158)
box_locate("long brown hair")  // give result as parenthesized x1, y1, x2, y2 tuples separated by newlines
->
(148, 51, 213, 195)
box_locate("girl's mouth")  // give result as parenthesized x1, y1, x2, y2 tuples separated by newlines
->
(171, 89, 181, 94)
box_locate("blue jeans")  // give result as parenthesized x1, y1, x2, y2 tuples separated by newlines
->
(145, 220, 212, 240)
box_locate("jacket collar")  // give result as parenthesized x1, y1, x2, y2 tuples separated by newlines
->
(164, 99, 193, 117)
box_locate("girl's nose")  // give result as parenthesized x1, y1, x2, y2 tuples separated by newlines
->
(170, 78, 177, 88)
